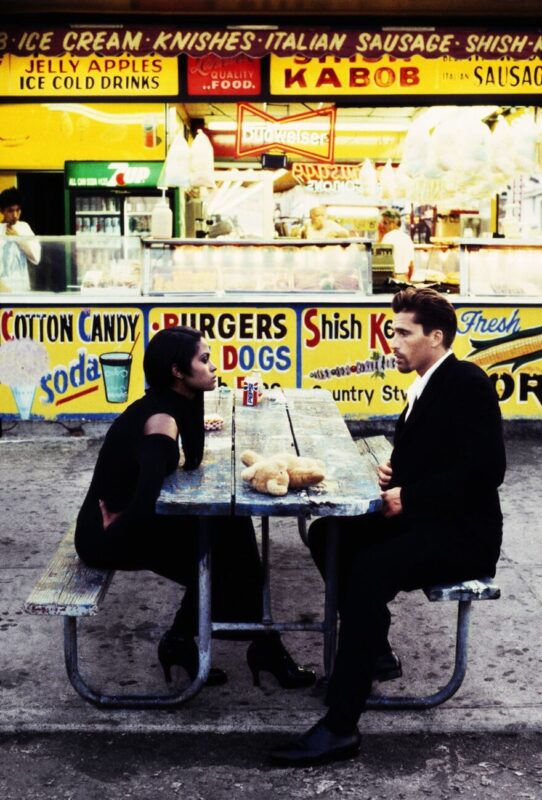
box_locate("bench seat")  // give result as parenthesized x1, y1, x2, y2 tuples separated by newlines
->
(425, 576, 501, 602)
(24, 526, 113, 617)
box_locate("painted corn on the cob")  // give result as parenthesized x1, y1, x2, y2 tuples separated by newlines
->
(467, 325, 542, 371)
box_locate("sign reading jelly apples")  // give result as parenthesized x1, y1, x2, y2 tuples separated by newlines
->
(235, 102, 336, 162)
(187, 55, 261, 95)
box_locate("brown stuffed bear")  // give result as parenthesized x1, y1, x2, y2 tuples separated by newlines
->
(240, 449, 325, 495)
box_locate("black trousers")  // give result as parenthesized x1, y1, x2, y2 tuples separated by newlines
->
(308, 512, 498, 733)
(75, 496, 264, 637)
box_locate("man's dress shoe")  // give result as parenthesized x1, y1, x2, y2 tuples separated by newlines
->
(373, 650, 402, 682)
(270, 719, 361, 767)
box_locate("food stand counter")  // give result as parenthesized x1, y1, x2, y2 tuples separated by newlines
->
(0, 236, 541, 424)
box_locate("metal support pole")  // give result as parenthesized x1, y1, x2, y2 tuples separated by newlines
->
(261, 516, 273, 626)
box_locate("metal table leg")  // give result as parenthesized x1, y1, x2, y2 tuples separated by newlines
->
(261, 516, 273, 626)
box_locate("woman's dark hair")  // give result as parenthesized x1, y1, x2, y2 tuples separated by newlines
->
(392, 287, 457, 348)
(143, 326, 203, 392)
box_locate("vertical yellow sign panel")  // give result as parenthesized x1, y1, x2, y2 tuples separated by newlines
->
(0, 306, 145, 419)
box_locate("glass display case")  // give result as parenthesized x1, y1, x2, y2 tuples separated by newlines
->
(412, 243, 460, 292)
(142, 238, 371, 295)
(460, 240, 542, 296)
(3, 235, 542, 299)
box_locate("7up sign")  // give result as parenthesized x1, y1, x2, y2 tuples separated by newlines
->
(65, 161, 163, 189)
(106, 162, 151, 186)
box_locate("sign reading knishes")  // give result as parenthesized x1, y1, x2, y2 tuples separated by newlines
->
(187, 55, 260, 95)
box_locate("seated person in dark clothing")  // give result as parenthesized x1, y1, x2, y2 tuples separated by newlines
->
(271, 288, 505, 766)
(75, 325, 315, 689)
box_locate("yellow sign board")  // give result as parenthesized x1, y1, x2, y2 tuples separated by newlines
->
(271, 54, 542, 96)
(0, 54, 179, 97)
(0, 103, 166, 169)
(0, 302, 540, 422)
(0, 306, 145, 419)
(300, 304, 542, 419)
(148, 306, 298, 392)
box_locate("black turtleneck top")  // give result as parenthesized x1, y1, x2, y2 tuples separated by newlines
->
(76, 388, 204, 540)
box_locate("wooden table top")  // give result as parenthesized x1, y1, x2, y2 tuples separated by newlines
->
(157, 388, 382, 519)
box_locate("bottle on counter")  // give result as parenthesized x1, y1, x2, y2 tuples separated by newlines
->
(151, 191, 173, 238)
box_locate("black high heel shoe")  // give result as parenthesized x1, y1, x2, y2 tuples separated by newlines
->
(158, 630, 228, 686)
(247, 635, 316, 689)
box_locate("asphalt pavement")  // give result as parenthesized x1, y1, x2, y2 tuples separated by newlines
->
(0, 419, 540, 744)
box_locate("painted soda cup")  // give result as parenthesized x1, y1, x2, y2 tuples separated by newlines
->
(100, 352, 132, 403)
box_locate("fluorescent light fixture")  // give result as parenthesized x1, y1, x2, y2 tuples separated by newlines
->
(43, 103, 162, 126)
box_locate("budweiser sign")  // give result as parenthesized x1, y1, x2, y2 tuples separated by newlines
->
(235, 102, 336, 162)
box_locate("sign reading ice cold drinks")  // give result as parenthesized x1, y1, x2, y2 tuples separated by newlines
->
(0, 54, 179, 97)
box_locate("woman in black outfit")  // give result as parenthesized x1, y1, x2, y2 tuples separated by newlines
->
(75, 325, 314, 689)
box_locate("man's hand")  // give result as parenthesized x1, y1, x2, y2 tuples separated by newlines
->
(381, 486, 403, 518)
(377, 460, 393, 490)
(99, 499, 122, 530)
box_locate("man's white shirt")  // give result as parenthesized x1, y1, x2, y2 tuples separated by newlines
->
(405, 350, 453, 419)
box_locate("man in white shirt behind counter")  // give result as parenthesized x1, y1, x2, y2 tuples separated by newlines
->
(381, 207, 414, 281)
(303, 206, 349, 240)
(0, 187, 41, 292)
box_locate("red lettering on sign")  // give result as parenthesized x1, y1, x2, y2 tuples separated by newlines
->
(304, 308, 320, 348)
(370, 313, 392, 353)
(400, 66, 420, 86)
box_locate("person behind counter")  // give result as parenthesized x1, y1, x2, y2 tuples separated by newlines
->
(271, 287, 505, 766)
(303, 206, 349, 239)
(0, 187, 41, 292)
(380, 207, 415, 280)
(75, 325, 316, 691)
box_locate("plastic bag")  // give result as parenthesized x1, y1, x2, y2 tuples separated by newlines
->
(189, 129, 216, 189)
(158, 131, 190, 189)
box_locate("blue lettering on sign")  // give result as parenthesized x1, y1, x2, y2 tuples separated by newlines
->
(78, 308, 92, 343)
(457, 308, 521, 336)
(39, 348, 101, 404)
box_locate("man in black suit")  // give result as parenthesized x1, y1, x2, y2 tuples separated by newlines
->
(271, 287, 506, 767)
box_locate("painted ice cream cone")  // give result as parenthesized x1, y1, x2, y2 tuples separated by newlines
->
(11, 384, 36, 420)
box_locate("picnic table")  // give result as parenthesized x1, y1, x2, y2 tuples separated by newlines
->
(156, 387, 383, 703)
(25, 387, 500, 710)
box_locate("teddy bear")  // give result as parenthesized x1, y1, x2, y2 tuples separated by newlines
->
(240, 449, 325, 496)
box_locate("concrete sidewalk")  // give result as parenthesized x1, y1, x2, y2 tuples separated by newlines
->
(0, 424, 540, 736)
